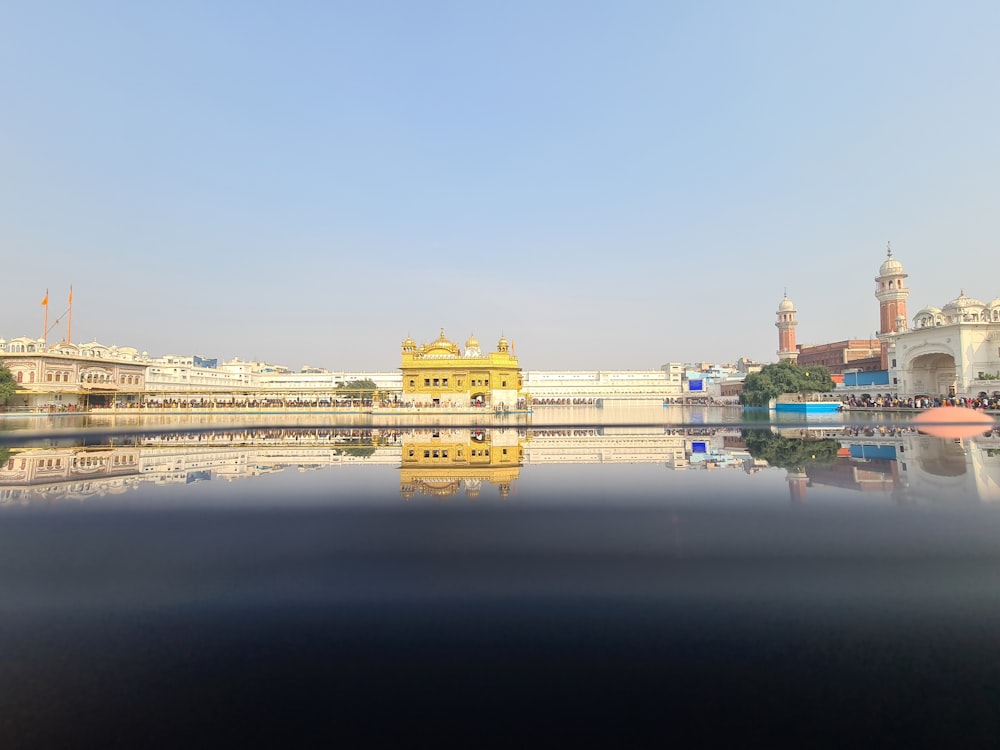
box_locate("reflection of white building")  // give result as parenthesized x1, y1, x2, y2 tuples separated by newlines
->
(873, 250, 1000, 399)
(895, 433, 1000, 505)
(829, 431, 1000, 505)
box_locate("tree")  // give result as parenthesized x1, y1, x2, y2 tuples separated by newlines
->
(0, 361, 20, 407)
(334, 379, 378, 399)
(739, 361, 835, 407)
(743, 430, 840, 470)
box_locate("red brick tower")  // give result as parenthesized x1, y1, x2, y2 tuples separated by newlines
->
(875, 243, 909, 369)
(776, 291, 798, 362)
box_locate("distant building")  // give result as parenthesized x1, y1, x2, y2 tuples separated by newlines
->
(774, 292, 882, 375)
(795, 340, 882, 375)
(887, 284, 1000, 398)
(0, 337, 148, 411)
(777, 245, 1000, 400)
(525, 367, 684, 402)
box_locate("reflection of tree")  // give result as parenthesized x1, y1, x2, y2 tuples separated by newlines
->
(333, 437, 378, 458)
(743, 430, 840, 470)
(335, 446, 378, 458)
(0, 447, 9, 466)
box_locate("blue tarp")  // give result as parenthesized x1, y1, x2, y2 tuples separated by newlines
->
(842, 370, 890, 387)
(849, 444, 897, 460)
(688, 379, 704, 392)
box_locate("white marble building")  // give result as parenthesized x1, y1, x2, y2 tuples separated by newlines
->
(886, 285, 1000, 399)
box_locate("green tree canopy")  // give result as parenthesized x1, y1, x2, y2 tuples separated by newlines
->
(739, 361, 836, 407)
(0, 361, 20, 406)
(743, 430, 840, 470)
(334, 379, 378, 399)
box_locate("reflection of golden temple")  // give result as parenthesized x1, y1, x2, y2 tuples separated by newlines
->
(399, 428, 523, 499)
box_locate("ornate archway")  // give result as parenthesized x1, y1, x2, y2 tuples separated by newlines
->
(908, 352, 957, 398)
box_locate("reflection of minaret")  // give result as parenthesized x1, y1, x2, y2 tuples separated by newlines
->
(776, 291, 798, 362)
(787, 469, 808, 504)
(875, 242, 909, 369)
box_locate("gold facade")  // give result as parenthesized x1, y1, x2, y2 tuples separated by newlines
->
(399, 428, 523, 499)
(400, 330, 524, 408)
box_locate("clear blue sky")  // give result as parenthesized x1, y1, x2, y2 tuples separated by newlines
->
(2, 1, 998, 370)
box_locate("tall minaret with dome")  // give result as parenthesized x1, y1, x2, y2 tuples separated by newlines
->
(875, 242, 909, 368)
(775, 291, 798, 362)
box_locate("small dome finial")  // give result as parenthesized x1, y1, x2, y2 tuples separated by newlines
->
(887, 241, 892, 258)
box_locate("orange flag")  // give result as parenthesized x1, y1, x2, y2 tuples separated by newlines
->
(41, 292, 48, 306)
(68, 286, 73, 304)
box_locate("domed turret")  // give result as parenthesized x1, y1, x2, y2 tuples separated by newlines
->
(775, 292, 798, 362)
(989, 298, 1000, 322)
(875, 242, 909, 357)
(912, 305, 943, 329)
(497, 335, 510, 354)
(464, 333, 481, 357)
(942, 290, 987, 323)
(879, 254, 904, 277)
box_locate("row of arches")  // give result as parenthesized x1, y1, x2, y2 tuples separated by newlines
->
(916, 309, 1000, 328)
(13, 370, 142, 385)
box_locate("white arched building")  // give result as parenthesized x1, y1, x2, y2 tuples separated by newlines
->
(882, 254, 1000, 399)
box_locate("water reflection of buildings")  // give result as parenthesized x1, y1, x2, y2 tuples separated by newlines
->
(0, 430, 401, 505)
(778, 429, 1000, 505)
(523, 426, 757, 472)
(2, 426, 757, 504)
(7, 426, 997, 506)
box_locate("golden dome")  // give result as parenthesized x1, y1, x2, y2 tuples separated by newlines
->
(424, 328, 459, 356)
(465, 333, 480, 349)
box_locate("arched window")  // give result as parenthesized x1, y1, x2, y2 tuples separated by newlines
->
(16, 372, 22, 383)
(46, 373, 52, 382)
(29, 372, 35, 383)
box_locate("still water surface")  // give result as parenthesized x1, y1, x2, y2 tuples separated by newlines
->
(3, 404, 998, 509)
(5, 404, 1000, 747)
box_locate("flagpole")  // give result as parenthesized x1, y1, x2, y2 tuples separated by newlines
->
(68, 285, 73, 345)
(42, 289, 49, 343)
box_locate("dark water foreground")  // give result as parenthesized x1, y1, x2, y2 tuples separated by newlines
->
(2, 416, 1000, 746)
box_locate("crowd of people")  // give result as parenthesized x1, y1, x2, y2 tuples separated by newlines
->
(844, 394, 1000, 410)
